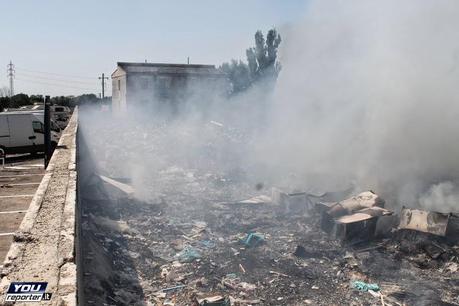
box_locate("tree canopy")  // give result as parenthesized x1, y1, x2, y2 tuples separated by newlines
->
(220, 28, 282, 94)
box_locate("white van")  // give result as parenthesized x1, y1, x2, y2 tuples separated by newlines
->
(0, 111, 60, 155)
(8, 105, 71, 129)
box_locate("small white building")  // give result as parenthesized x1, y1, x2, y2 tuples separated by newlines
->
(111, 62, 227, 113)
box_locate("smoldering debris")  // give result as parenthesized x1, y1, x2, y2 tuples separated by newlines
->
(78, 151, 459, 305)
(319, 191, 393, 244)
(78, 102, 459, 305)
(399, 208, 451, 237)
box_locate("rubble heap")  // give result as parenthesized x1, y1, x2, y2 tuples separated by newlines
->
(78, 112, 459, 305)
(80, 168, 459, 305)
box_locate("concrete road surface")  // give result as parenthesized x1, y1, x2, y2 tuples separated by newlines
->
(0, 156, 44, 265)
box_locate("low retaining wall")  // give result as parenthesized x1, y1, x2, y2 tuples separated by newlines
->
(0, 109, 79, 305)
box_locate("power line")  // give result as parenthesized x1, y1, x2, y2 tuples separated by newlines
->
(15, 67, 95, 80)
(17, 77, 97, 90)
(17, 72, 97, 85)
(15, 78, 98, 91)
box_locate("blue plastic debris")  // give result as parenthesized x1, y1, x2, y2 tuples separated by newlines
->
(162, 284, 186, 292)
(351, 280, 380, 292)
(200, 240, 216, 248)
(176, 246, 201, 263)
(240, 232, 265, 247)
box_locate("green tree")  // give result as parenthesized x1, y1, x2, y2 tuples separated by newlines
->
(29, 95, 44, 104)
(220, 60, 251, 93)
(246, 29, 282, 80)
(0, 97, 9, 112)
(0, 87, 10, 112)
(220, 28, 281, 94)
(71, 94, 99, 106)
(51, 95, 72, 106)
(9, 94, 31, 108)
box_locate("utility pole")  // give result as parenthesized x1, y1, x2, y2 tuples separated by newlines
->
(98, 73, 109, 99)
(44, 96, 51, 168)
(7, 61, 14, 97)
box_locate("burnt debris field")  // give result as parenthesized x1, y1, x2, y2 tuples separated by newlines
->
(76, 2, 459, 305)
(77, 110, 459, 306)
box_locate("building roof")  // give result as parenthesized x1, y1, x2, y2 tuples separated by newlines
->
(112, 62, 226, 78)
(118, 62, 216, 69)
(0, 110, 42, 115)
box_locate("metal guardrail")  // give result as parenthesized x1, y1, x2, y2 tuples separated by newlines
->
(0, 148, 4, 168)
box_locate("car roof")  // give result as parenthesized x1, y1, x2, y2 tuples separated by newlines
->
(0, 111, 36, 115)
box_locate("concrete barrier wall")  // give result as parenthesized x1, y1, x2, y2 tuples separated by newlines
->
(0, 109, 79, 306)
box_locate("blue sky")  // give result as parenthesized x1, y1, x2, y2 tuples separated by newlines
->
(0, 1, 307, 96)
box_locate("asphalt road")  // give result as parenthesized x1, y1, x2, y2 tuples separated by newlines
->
(0, 155, 45, 266)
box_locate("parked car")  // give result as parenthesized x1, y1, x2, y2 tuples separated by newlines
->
(0, 111, 60, 155)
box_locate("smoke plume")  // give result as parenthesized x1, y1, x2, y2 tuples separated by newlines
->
(257, 0, 459, 212)
(81, 0, 459, 213)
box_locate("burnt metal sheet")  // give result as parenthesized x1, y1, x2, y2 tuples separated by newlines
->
(321, 210, 378, 244)
(315, 201, 334, 213)
(219, 195, 272, 206)
(320, 192, 392, 244)
(99, 175, 135, 195)
(335, 218, 378, 244)
(358, 206, 393, 217)
(271, 188, 313, 213)
(237, 195, 272, 204)
(399, 208, 450, 236)
(336, 212, 374, 224)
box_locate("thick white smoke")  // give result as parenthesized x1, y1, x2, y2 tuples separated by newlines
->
(81, 0, 459, 213)
(255, 0, 459, 211)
